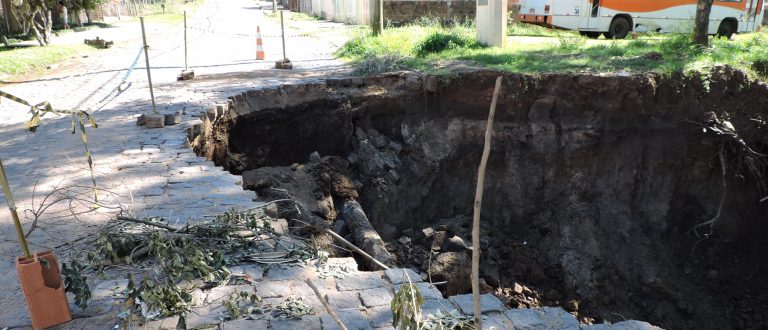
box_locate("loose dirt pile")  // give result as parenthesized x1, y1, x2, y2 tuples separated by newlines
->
(193, 68, 768, 329)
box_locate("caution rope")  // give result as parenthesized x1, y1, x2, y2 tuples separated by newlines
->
(0, 90, 100, 203)
(187, 26, 317, 38)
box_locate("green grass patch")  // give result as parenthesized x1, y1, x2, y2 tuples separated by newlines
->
(133, 0, 203, 24)
(0, 44, 91, 77)
(264, 10, 319, 22)
(337, 22, 768, 76)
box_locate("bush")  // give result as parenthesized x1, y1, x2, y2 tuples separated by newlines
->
(413, 31, 478, 57)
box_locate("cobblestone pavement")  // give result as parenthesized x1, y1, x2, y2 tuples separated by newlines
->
(0, 1, 662, 328)
(0, 0, 351, 326)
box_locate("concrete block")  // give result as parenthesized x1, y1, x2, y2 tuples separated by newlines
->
(449, 293, 505, 315)
(336, 272, 386, 291)
(326, 291, 362, 309)
(164, 112, 182, 125)
(266, 265, 317, 281)
(144, 114, 165, 128)
(368, 305, 394, 328)
(482, 312, 516, 330)
(505, 307, 579, 330)
(394, 282, 442, 300)
(221, 319, 270, 329)
(321, 309, 372, 330)
(270, 315, 322, 330)
(420, 298, 455, 316)
(384, 268, 422, 285)
(359, 287, 393, 307)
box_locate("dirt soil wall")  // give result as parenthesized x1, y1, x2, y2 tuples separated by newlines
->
(190, 68, 768, 329)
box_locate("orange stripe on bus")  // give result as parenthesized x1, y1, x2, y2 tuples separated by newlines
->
(599, 0, 744, 13)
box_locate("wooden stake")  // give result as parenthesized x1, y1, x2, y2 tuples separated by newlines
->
(471, 76, 503, 327)
(139, 17, 157, 114)
(306, 278, 348, 330)
(0, 157, 31, 258)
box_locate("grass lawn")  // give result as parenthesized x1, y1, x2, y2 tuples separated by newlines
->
(264, 10, 320, 22)
(338, 22, 768, 76)
(132, 0, 203, 24)
(0, 44, 92, 79)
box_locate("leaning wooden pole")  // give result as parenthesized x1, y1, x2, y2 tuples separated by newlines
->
(306, 278, 348, 330)
(0, 157, 31, 258)
(471, 76, 503, 327)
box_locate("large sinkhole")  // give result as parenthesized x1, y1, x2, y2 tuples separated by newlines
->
(195, 69, 768, 329)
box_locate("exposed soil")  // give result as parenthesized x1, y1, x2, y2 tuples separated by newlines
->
(194, 68, 768, 329)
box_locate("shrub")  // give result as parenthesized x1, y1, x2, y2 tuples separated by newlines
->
(413, 31, 478, 57)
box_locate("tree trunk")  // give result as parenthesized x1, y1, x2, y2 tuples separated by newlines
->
(44, 10, 51, 43)
(1, 0, 23, 34)
(28, 8, 45, 46)
(85, 9, 91, 24)
(693, 0, 714, 46)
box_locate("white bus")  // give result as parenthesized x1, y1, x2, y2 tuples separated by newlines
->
(518, 0, 765, 39)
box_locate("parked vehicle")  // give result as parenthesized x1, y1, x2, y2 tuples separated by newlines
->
(518, 0, 765, 39)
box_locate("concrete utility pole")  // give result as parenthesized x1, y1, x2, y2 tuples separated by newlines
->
(372, 0, 383, 35)
(476, 0, 508, 47)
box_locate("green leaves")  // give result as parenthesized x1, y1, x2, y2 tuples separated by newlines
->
(391, 282, 424, 330)
(423, 310, 476, 330)
(273, 296, 316, 319)
(62, 259, 91, 309)
(221, 291, 266, 321)
(131, 279, 193, 319)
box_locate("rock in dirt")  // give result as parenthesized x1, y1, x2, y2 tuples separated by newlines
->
(429, 251, 471, 296)
(443, 235, 468, 252)
(241, 171, 272, 190)
(513, 282, 525, 295)
(372, 135, 389, 148)
(309, 151, 321, 163)
(565, 299, 580, 312)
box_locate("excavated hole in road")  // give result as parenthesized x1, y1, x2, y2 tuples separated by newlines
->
(197, 68, 768, 329)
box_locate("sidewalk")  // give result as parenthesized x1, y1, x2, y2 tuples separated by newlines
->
(0, 0, 352, 326)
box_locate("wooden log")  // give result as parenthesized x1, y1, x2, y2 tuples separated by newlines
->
(340, 200, 393, 270)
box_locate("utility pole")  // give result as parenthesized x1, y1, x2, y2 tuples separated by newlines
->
(372, 0, 383, 35)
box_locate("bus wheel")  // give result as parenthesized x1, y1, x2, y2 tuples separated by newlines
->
(579, 31, 602, 39)
(606, 17, 631, 39)
(716, 21, 736, 39)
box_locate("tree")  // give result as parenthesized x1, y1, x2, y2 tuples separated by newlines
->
(2, 0, 25, 34)
(693, 0, 714, 46)
(1, 0, 54, 45)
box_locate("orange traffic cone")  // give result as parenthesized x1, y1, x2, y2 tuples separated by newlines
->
(256, 26, 265, 60)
